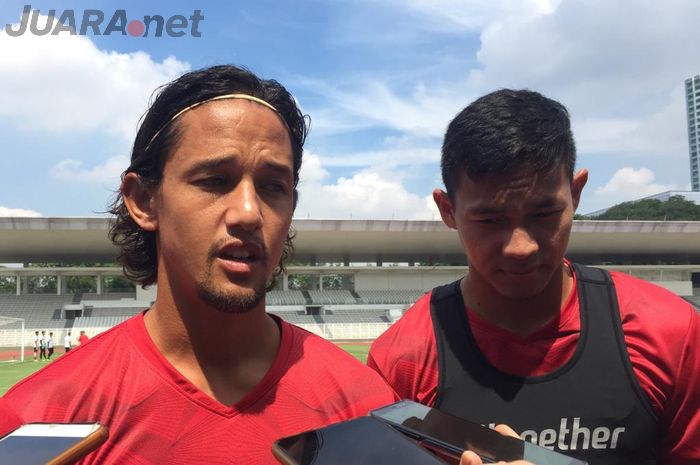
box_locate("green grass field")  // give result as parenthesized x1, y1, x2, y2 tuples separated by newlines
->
(0, 344, 371, 396)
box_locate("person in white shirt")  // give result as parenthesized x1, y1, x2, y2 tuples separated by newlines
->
(39, 330, 46, 361)
(32, 331, 39, 361)
(46, 332, 54, 360)
(64, 331, 72, 354)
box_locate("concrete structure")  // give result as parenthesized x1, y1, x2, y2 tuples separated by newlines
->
(3, 217, 700, 265)
(1, 217, 700, 300)
(686, 74, 700, 190)
(1, 216, 699, 345)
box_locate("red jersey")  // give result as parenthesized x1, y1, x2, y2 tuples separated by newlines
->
(0, 401, 23, 437)
(2, 313, 396, 464)
(368, 270, 700, 464)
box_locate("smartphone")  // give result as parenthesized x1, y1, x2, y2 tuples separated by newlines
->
(371, 400, 587, 465)
(0, 423, 108, 465)
(272, 416, 450, 465)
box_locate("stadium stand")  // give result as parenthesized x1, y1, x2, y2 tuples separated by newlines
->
(356, 290, 426, 304)
(265, 290, 306, 306)
(1, 218, 699, 347)
(307, 290, 357, 305)
(0, 294, 76, 328)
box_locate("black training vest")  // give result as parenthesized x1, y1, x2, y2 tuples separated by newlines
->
(431, 264, 658, 465)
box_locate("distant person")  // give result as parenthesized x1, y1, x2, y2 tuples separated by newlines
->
(77, 330, 89, 345)
(368, 89, 700, 464)
(32, 331, 38, 362)
(0, 64, 402, 464)
(64, 331, 72, 353)
(38, 330, 46, 361)
(46, 332, 54, 360)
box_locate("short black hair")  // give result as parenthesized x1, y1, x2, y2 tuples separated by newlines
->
(441, 89, 576, 197)
(109, 64, 308, 287)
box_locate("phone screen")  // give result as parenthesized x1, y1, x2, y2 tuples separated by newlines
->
(0, 423, 104, 465)
(371, 401, 587, 465)
(273, 416, 448, 465)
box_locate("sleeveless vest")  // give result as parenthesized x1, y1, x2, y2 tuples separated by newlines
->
(431, 264, 657, 465)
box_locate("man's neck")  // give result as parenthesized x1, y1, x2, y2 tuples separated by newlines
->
(143, 286, 281, 406)
(460, 263, 574, 337)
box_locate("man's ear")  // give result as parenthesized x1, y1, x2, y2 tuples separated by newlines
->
(433, 188, 457, 229)
(121, 172, 158, 232)
(571, 168, 589, 212)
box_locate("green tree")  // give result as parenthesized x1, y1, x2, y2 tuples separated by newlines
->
(27, 275, 57, 294)
(591, 196, 700, 221)
(103, 276, 135, 292)
(287, 274, 315, 290)
(0, 276, 16, 294)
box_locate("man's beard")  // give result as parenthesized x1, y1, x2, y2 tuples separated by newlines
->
(196, 239, 268, 314)
(196, 271, 266, 314)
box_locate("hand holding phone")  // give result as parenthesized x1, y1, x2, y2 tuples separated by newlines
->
(273, 416, 450, 465)
(0, 423, 108, 465)
(371, 401, 587, 465)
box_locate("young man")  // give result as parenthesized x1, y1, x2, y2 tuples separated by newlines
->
(368, 90, 700, 465)
(46, 332, 54, 360)
(0, 65, 397, 464)
(32, 330, 38, 361)
(38, 330, 46, 361)
(77, 329, 89, 345)
(63, 331, 72, 353)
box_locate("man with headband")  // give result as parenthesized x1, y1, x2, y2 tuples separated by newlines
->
(0, 65, 398, 464)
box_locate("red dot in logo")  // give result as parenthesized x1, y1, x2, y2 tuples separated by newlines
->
(127, 19, 145, 37)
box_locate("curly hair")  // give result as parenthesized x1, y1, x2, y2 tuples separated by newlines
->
(108, 65, 309, 288)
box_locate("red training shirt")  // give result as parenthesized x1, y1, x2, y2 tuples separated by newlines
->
(2, 313, 397, 464)
(368, 269, 700, 465)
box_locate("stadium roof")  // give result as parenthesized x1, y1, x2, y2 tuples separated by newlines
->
(2, 217, 700, 264)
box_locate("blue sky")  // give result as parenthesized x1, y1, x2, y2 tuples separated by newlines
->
(0, 0, 698, 219)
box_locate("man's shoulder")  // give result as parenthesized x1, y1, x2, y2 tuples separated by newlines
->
(277, 321, 397, 412)
(607, 270, 697, 335)
(372, 291, 434, 345)
(609, 270, 694, 309)
(367, 289, 438, 374)
(284, 321, 380, 374)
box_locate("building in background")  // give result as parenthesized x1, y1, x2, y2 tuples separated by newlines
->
(686, 74, 700, 191)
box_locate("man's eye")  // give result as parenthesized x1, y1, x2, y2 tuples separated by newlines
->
(196, 177, 228, 188)
(533, 210, 560, 218)
(477, 218, 503, 225)
(263, 182, 287, 194)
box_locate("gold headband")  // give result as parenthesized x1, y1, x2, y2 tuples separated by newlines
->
(145, 93, 291, 150)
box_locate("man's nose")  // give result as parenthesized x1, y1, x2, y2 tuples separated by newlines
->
(502, 227, 539, 259)
(225, 180, 263, 232)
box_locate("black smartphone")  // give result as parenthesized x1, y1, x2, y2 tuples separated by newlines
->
(371, 400, 587, 465)
(272, 416, 450, 465)
(0, 423, 108, 465)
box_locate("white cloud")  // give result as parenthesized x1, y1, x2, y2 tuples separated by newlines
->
(451, 0, 700, 157)
(296, 154, 439, 220)
(0, 206, 42, 217)
(301, 78, 463, 139)
(594, 167, 682, 205)
(50, 155, 129, 186)
(308, 0, 700, 166)
(390, 0, 560, 32)
(0, 14, 189, 140)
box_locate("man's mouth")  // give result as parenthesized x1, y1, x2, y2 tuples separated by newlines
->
(215, 242, 264, 266)
(219, 249, 256, 261)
